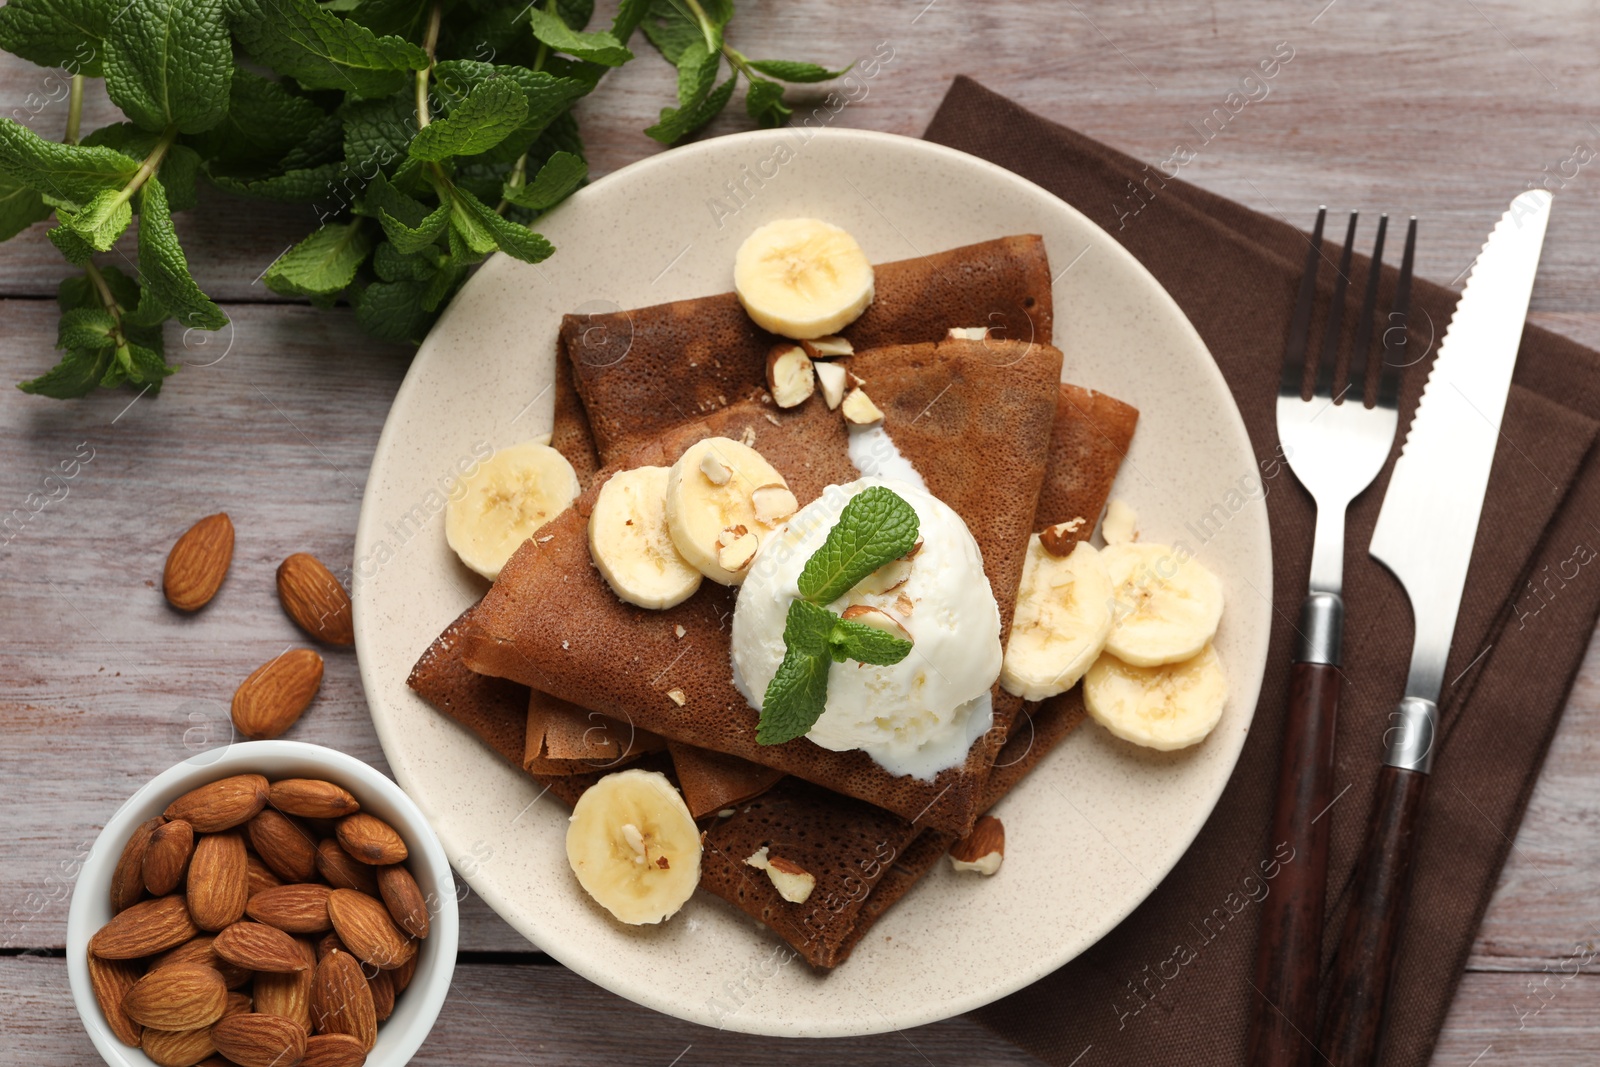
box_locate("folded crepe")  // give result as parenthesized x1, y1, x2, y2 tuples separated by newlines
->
(458, 336, 1063, 834)
(563, 235, 1054, 463)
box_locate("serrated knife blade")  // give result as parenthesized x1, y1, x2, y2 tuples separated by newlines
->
(1369, 189, 1552, 766)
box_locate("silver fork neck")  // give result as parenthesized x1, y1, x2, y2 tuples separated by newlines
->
(1308, 502, 1346, 595)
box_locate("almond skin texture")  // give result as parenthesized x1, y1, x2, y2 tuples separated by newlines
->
(187, 831, 249, 932)
(211, 1013, 308, 1067)
(367, 967, 395, 1022)
(375, 864, 429, 940)
(249, 808, 320, 883)
(301, 1032, 368, 1067)
(245, 853, 284, 898)
(164, 513, 233, 612)
(314, 932, 348, 962)
(90, 895, 200, 959)
(310, 950, 377, 1051)
(390, 952, 416, 994)
(334, 814, 407, 865)
(87, 952, 144, 1046)
(141, 991, 251, 1066)
(121, 962, 228, 1031)
(110, 816, 164, 914)
(326, 889, 416, 971)
(151, 935, 251, 990)
(270, 779, 360, 820)
(213, 921, 312, 974)
(165, 775, 270, 833)
(314, 840, 379, 896)
(247, 883, 334, 934)
(232, 649, 324, 741)
(254, 935, 316, 1032)
(277, 554, 355, 646)
(143, 819, 195, 896)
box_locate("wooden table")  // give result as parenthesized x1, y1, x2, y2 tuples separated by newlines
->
(4, 1, 1597, 1062)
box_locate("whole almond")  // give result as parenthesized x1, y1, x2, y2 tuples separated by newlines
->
(277, 554, 354, 646)
(90, 895, 200, 959)
(314, 932, 348, 962)
(143, 820, 195, 896)
(367, 967, 395, 1022)
(232, 649, 324, 741)
(249, 808, 320, 882)
(302, 1032, 368, 1067)
(327, 889, 415, 971)
(151, 935, 252, 990)
(375, 865, 429, 940)
(254, 935, 315, 1032)
(315, 840, 378, 896)
(391, 951, 416, 994)
(140, 994, 246, 1067)
(187, 831, 248, 931)
(213, 921, 312, 974)
(164, 513, 233, 612)
(334, 814, 407, 866)
(270, 779, 360, 820)
(165, 774, 270, 833)
(248, 883, 334, 934)
(87, 952, 144, 1046)
(111, 816, 164, 914)
(245, 852, 284, 897)
(211, 1013, 308, 1067)
(121, 962, 227, 1031)
(310, 949, 376, 1051)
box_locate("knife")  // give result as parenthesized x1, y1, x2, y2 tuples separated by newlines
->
(1318, 189, 1553, 1065)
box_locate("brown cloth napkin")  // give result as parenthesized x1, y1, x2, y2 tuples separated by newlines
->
(925, 77, 1600, 1066)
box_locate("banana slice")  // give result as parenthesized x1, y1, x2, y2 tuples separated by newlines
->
(566, 769, 703, 925)
(1100, 542, 1224, 667)
(734, 218, 875, 339)
(445, 440, 580, 580)
(1001, 538, 1114, 701)
(664, 437, 790, 585)
(1082, 645, 1227, 750)
(588, 466, 703, 610)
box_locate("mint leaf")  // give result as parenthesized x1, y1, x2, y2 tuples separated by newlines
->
(527, 6, 632, 66)
(354, 279, 435, 342)
(61, 188, 132, 252)
(206, 162, 344, 204)
(80, 125, 202, 211)
(0, 0, 106, 77)
(137, 178, 227, 330)
(186, 70, 332, 165)
(0, 173, 51, 241)
(747, 59, 850, 83)
(640, 0, 730, 64)
(829, 616, 914, 666)
(611, 0, 651, 42)
(756, 599, 836, 745)
(557, 0, 595, 30)
(47, 222, 95, 265)
(56, 307, 116, 350)
(124, 342, 175, 389)
(674, 40, 721, 106)
(231, 0, 429, 97)
(501, 150, 585, 210)
(263, 222, 372, 297)
(372, 241, 439, 282)
(645, 74, 735, 144)
(17, 346, 114, 398)
(59, 264, 137, 314)
(379, 202, 448, 253)
(410, 79, 528, 162)
(103, 0, 232, 133)
(745, 78, 790, 128)
(797, 487, 921, 604)
(0, 118, 139, 208)
(448, 185, 555, 264)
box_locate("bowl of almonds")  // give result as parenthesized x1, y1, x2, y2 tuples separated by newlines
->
(66, 740, 458, 1067)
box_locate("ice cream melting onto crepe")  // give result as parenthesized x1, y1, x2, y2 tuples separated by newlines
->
(731, 478, 1003, 780)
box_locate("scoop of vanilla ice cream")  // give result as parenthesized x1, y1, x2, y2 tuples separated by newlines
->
(730, 478, 1002, 780)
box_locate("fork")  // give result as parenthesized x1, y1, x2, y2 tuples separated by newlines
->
(1245, 207, 1417, 1067)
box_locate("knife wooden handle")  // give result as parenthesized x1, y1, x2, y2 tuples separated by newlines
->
(1245, 660, 1340, 1067)
(1319, 764, 1430, 1065)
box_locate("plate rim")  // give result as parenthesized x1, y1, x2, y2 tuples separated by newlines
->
(353, 125, 1271, 1037)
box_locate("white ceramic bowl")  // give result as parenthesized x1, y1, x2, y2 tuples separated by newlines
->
(66, 740, 458, 1067)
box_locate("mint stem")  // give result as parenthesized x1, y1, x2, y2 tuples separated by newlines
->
(415, 0, 444, 129)
(64, 74, 83, 146)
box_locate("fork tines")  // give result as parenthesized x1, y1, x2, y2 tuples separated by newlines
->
(1280, 208, 1419, 411)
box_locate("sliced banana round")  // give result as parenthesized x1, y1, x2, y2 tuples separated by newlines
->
(734, 218, 875, 339)
(1100, 542, 1224, 667)
(445, 440, 580, 580)
(566, 769, 703, 925)
(589, 466, 703, 610)
(664, 437, 790, 585)
(1082, 645, 1227, 751)
(1001, 538, 1114, 701)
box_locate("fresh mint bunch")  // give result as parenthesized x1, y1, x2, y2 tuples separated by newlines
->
(0, 0, 845, 397)
(757, 488, 919, 746)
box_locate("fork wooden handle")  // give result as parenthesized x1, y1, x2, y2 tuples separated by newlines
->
(1245, 659, 1340, 1067)
(1319, 764, 1429, 1065)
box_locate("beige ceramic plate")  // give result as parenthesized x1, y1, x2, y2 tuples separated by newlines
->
(354, 128, 1271, 1037)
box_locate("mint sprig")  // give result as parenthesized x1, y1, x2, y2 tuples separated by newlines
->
(757, 488, 919, 745)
